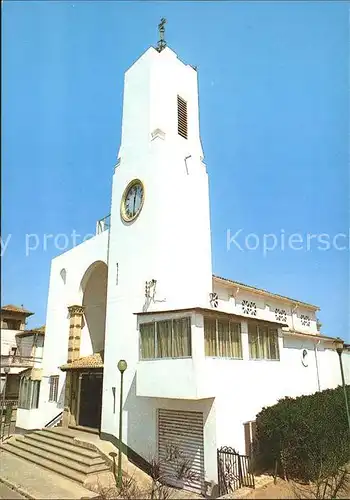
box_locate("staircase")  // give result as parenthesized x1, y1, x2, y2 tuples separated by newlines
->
(0, 427, 111, 486)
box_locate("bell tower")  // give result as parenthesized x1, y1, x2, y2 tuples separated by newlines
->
(102, 21, 212, 431)
(108, 20, 212, 311)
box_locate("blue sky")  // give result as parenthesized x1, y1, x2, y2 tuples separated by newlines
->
(2, 1, 349, 340)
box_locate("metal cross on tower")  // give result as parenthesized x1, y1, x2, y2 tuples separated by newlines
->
(156, 18, 167, 52)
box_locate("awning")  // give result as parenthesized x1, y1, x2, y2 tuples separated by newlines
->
(134, 306, 288, 327)
(60, 353, 104, 371)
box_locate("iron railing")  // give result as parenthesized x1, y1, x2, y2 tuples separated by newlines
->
(96, 214, 111, 235)
(44, 411, 63, 428)
(1, 355, 42, 368)
(0, 400, 18, 441)
(217, 446, 255, 496)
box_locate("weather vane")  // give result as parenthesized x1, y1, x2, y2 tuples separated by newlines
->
(156, 18, 167, 52)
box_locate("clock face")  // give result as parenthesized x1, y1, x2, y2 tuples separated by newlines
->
(121, 180, 144, 222)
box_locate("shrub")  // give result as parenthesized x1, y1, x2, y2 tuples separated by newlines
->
(254, 385, 350, 482)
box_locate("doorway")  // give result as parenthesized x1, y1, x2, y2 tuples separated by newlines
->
(78, 371, 103, 429)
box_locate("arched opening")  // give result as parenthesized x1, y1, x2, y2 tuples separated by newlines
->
(80, 261, 108, 355)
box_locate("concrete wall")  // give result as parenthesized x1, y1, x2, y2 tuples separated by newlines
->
(209, 333, 345, 457)
(16, 408, 42, 430)
(213, 281, 319, 334)
(1, 328, 21, 355)
(32, 231, 108, 428)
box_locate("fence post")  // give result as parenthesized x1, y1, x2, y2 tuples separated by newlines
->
(237, 453, 244, 488)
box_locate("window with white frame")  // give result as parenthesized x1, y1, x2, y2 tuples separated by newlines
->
(248, 323, 280, 360)
(18, 378, 40, 409)
(48, 375, 59, 402)
(204, 317, 242, 358)
(140, 317, 191, 360)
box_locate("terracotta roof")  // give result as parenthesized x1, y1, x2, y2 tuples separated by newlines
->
(213, 275, 319, 311)
(60, 353, 104, 371)
(16, 325, 45, 337)
(1, 304, 34, 316)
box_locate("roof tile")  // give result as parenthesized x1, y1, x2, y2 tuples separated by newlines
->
(60, 353, 103, 371)
(1, 304, 34, 316)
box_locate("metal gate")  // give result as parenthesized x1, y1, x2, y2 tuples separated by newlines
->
(158, 409, 205, 493)
(0, 400, 18, 441)
(217, 446, 255, 495)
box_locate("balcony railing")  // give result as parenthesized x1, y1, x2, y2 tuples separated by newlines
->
(96, 214, 111, 235)
(1, 355, 42, 369)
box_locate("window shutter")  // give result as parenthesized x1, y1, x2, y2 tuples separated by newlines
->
(177, 96, 188, 139)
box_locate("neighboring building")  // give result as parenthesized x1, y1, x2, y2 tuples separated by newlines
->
(16, 31, 349, 494)
(15, 326, 46, 428)
(1, 305, 34, 398)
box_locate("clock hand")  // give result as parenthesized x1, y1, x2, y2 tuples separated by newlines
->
(133, 191, 136, 213)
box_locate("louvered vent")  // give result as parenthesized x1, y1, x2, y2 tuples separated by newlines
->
(177, 95, 188, 139)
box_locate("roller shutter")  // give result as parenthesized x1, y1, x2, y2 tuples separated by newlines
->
(158, 409, 204, 493)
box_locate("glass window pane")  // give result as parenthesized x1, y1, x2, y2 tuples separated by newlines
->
(157, 320, 172, 358)
(19, 378, 30, 409)
(269, 328, 280, 360)
(204, 318, 217, 356)
(140, 323, 155, 359)
(230, 322, 242, 358)
(49, 377, 53, 401)
(18, 378, 24, 407)
(31, 381, 40, 409)
(54, 377, 59, 401)
(49, 376, 59, 402)
(173, 317, 191, 357)
(259, 326, 269, 359)
(24, 379, 29, 408)
(248, 323, 261, 359)
(19, 378, 29, 409)
(217, 319, 230, 357)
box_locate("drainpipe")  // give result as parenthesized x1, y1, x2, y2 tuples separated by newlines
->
(314, 340, 321, 392)
(291, 304, 297, 331)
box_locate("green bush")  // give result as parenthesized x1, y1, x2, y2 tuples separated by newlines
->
(254, 385, 350, 482)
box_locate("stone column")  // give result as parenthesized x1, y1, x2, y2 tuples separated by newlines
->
(62, 305, 85, 427)
(67, 305, 85, 363)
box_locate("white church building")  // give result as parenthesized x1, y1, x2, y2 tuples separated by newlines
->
(16, 27, 349, 493)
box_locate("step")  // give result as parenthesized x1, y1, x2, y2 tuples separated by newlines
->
(47, 427, 76, 438)
(2, 439, 109, 476)
(35, 429, 76, 445)
(1, 450, 98, 499)
(1, 442, 86, 484)
(21, 435, 106, 467)
(24, 432, 102, 460)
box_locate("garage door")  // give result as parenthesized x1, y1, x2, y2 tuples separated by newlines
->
(158, 409, 204, 493)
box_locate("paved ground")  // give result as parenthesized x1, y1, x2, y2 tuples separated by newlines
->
(0, 451, 97, 499)
(0, 482, 25, 499)
(230, 476, 350, 499)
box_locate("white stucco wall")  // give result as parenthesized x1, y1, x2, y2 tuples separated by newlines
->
(213, 281, 319, 334)
(29, 231, 109, 428)
(135, 310, 347, 467)
(1, 328, 21, 355)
